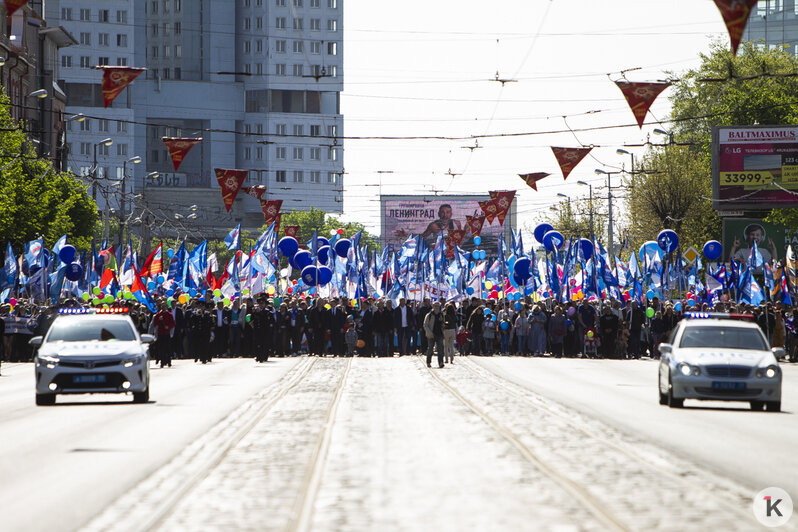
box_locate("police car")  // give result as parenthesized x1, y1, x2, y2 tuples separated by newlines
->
(30, 308, 154, 406)
(658, 313, 783, 412)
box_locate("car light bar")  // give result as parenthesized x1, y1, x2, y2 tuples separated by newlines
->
(685, 312, 755, 320)
(58, 307, 129, 314)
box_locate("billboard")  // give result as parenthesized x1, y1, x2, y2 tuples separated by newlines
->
(712, 125, 798, 209)
(381, 195, 515, 253)
(721, 218, 798, 271)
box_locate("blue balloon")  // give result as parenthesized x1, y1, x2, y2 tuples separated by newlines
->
(542, 230, 564, 252)
(674, 302, 682, 312)
(703, 240, 722, 261)
(147, 281, 157, 290)
(534, 223, 554, 244)
(294, 250, 313, 269)
(156, 275, 165, 284)
(166, 289, 174, 296)
(334, 238, 351, 258)
(58, 244, 77, 264)
(21, 259, 29, 276)
(657, 229, 679, 254)
(316, 237, 330, 249)
(515, 292, 522, 301)
(579, 238, 594, 261)
(301, 265, 318, 286)
(288, 254, 299, 270)
(466, 286, 475, 295)
(65, 262, 83, 282)
(514, 302, 523, 311)
(483, 308, 491, 316)
(317, 245, 332, 265)
(646, 289, 655, 300)
(638, 240, 664, 262)
(566, 319, 572, 327)
(500, 321, 510, 331)
(189, 289, 197, 297)
(317, 266, 333, 285)
(29, 264, 41, 276)
(278, 236, 299, 258)
(513, 257, 532, 281)
(473, 236, 482, 246)
(480, 250, 487, 260)
(166, 248, 175, 259)
(512, 272, 524, 287)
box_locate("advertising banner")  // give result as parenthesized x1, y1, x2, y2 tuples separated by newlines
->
(721, 218, 798, 268)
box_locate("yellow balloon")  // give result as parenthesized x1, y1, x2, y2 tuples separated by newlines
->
(498, 291, 504, 298)
(587, 330, 594, 338)
(485, 281, 493, 290)
(267, 286, 276, 295)
(324, 304, 331, 310)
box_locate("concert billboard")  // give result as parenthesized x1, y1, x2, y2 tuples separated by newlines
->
(712, 125, 798, 209)
(380, 195, 515, 253)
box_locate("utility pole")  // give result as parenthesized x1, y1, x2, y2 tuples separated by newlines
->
(577, 181, 595, 245)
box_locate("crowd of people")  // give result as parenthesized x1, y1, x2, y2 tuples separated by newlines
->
(1, 292, 797, 375)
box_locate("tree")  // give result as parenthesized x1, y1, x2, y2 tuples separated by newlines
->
(533, 197, 598, 244)
(0, 91, 97, 251)
(262, 207, 379, 250)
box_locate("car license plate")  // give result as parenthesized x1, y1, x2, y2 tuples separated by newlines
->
(73, 375, 106, 384)
(711, 381, 746, 391)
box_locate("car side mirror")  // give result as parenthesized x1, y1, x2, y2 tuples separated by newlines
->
(29, 336, 43, 347)
(772, 347, 786, 361)
(659, 343, 672, 354)
(140, 334, 155, 344)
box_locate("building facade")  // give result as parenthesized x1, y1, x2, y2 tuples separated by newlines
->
(47, 0, 344, 241)
(743, 1, 798, 55)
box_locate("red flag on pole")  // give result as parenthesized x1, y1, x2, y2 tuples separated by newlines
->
(478, 200, 498, 224)
(551, 147, 592, 180)
(614, 81, 670, 128)
(519, 172, 550, 191)
(465, 215, 486, 237)
(261, 199, 283, 223)
(713, 0, 757, 56)
(284, 225, 300, 238)
(214, 168, 248, 212)
(243, 185, 267, 200)
(162, 137, 202, 171)
(5, 0, 28, 16)
(95, 66, 145, 108)
(140, 243, 163, 278)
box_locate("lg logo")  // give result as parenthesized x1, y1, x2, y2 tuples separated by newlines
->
(753, 487, 793, 527)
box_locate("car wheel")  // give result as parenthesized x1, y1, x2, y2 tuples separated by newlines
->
(750, 400, 765, 411)
(659, 387, 667, 405)
(36, 393, 55, 406)
(133, 388, 149, 403)
(766, 401, 781, 412)
(667, 376, 683, 408)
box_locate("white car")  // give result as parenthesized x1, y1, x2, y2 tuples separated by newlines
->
(658, 313, 783, 412)
(30, 308, 154, 406)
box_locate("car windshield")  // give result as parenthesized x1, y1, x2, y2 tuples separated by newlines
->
(679, 326, 767, 350)
(46, 318, 137, 342)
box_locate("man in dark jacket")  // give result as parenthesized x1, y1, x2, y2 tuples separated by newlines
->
(393, 298, 414, 356)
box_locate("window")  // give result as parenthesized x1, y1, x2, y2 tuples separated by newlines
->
(310, 125, 321, 136)
(256, 147, 263, 159)
(276, 170, 287, 182)
(328, 147, 338, 161)
(163, 22, 171, 36)
(174, 67, 181, 79)
(310, 19, 320, 31)
(327, 172, 338, 183)
(99, 9, 109, 22)
(61, 56, 73, 68)
(293, 124, 304, 136)
(276, 0, 286, 5)
(256, 17, 263, 29)
(117, 144, 128, 156)
(174, 22, 181, 34)
(310, 171, 320, 183)
(99, 119, 110, 132)
(117, 121, 128, 133)
(328, 0, 337, 7)
(244, 63, 251, 74)
(117, 57, 128, 66)
(293, 171, 303, 183)
(310, 147, 320, 160)
(276, 146, 286, 159)
(276, 40, 286, 53)
(327, 125, 337, 137)
(80, 142, 91, 155)
(80, 56, 92, 68)
(256, 40, 263, 53)
(293, 40, 304, 53)
(244, 18, 251, 30)
(327, 19, 338, 32)
(98, 33, 109, 46)
(117, 34, 128, 47)
(311, 0, 320, 7)
(244, 41, 251, 54)
(276, 64, 286, 75)
(116, 10, 128, 23)
(293, 18, 303, 30)
(328, 65, 337, 77)
(152, 150, 160, 163)
(276, 124, 287, 135)
(293, 147, 303, 160)
(99, 144, 110, 156)
(293, 0, 303, 6)
(163, 45, 171, 58)
(276, 17, 287, 29)
(79, 166, 91, 177)
(151, 47, 159, 59)
(151, 1, 158, 14)
(151, 24, 159, 37)
(80, 8, 90, 21)
(79, 32, 91, 45)
(162, 68, 170, 79)
(98, 57, 110, 66)
(256, 63, 263, 75)
(163, 0, 170, 13)
(327, 42, 337, 55)
(293, 64, 303, 76)
(244, 123, 252, 134)
(310, 41, 321, 54)
(244, 147, 251, 160)
(175, 0, 182, 12)
(62, 8, 73, 20)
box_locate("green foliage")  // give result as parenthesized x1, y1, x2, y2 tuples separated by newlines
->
(261, 207, 379, 250)
(534, 197, 597, 243)
(0, 90, 97, 251)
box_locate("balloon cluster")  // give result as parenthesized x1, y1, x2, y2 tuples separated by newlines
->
(59, 244, 84, 283)
(277, 234, 348, 287)
(471, 236, 486, 260)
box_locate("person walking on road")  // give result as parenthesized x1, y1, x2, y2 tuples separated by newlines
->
(152, 303, 176, 367)
(423, 301, 445, 368)
(443, 303, 457, 364)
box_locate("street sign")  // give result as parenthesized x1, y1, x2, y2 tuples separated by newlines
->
(682, 246, 699, 265)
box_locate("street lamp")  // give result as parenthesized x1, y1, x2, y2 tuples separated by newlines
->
(92, 138, 114, 201)
(595, 168, 623, 259)
(577, 180, 595, 245)
(28, 89, 47, 99)
(117, 156, 141, 244)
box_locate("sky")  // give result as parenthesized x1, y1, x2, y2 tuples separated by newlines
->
(337, 0, 731, 239)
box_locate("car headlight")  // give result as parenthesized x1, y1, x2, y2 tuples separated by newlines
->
(122, 355, 144, 368)
(37, 355, 60, 369)
(756, 365, 780, 379)
(679, 363, 692, 376)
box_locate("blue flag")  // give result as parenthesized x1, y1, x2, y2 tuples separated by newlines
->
(224, 224, 241, 251)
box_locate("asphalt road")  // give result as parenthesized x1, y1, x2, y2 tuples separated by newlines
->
(471, 356, 798, 497)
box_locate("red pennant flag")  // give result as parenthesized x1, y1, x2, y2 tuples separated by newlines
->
(284, 225, 300, 238)
(465, 215, 486, 237)
(614, 81, 670, 128)
(495, 208, 510, 226)
(5, 0, 29, 16)
(551, 147, 592, 180)
(95, 66, 145, 108)
(489, 190, 516, 213)
(478, 200, 498, 224)
(162, 137, 202, 171)
(449, 229, 466, 246)
(140, 243, 163, 278)
(713, 0, 757, 55)
(261, 199, 283, 222)
(519, 172, 550, 191)
(214, 168, 248, 212)
(243, 185, 267, 200)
